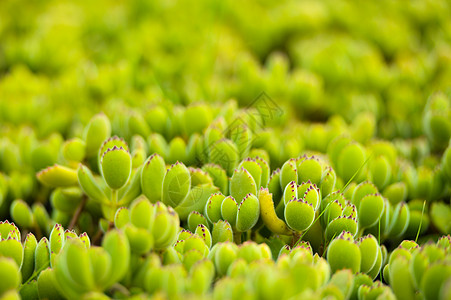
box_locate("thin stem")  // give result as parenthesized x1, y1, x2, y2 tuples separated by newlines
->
(415, 200, 427, 243)
(110, 189, 119, 221)
(357, 227, 365, 239)
(109, 283, 130, 297)
(33, 222, 43, 240)
(19, 264, 48, 290)
(291, 232, 301, 248)
(111, 189, 118, 205)
(68, 195, 87, 230)
(342, 153, 373, 193)
(246, 230, 251, 241)
(233, 231, 242, 244)
(21, 229, 29, 243)
(92, 228, 104, 246)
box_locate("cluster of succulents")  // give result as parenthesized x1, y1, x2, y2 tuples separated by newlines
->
(0, 104, 450, 299)
(1, 0, 451, 299)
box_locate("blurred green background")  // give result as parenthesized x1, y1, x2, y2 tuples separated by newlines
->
(0, 0, 451, 140)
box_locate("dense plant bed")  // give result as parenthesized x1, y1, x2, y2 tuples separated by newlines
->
(1, 0, 451, 299)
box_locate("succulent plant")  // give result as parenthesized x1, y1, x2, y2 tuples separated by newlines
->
(327, 231, 361, 273)
(383, 237, 451, 300)
(52, 229, 129, 299)
(115, 197, 179, 253)
(423, 93, 451, 151)
(0, 1, 451, 298)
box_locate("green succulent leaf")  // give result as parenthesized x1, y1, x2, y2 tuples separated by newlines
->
(202, 164, 228, 194)
(10, 199, 33, 229)
(221, 196, 238, 228)
(83, 113, 111, 158)
(205, 193, 226, 224)
(62, 138, 86, 163)
(327, 232, 361, 274)
(162, 162, 191, 208)
(101, 229, 130, 288)
(21, 233, 37, 283)
(208, 139, 240, 176)
(236, 194, 260, 232)
(214, 243, 238, 276)
(37, 164, 78, 188)
(100, 146, 132, 190)
(175, 184, 219, 220)
(77, 164, 109, 205)
(211, 220, 234, 245)
(280, 158, 298, 190)
(358, 194, 384, 229)
(284, 198, 315, 232)
(230, 167, 257, 204)
(297, 156, 322, 186)
(0, 257, 21, 296)
(238, 158, 262, 189)
(188, 212, 210, 233)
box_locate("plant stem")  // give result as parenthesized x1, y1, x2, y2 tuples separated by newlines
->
(246, 230, 251, 241)
(111, 189, 118, 205)
(21, 229, 29, 243)
(19, 264, 48, 291)
(92, 228, 104, 246)
(33, 222, 43, 240)
(291, 232, 301, 248)
(415, 200, 427, 243)
(109, 283, 130, 297)
(357, 227, 365, 239)
(68, 195, 87, 230)
(233, 231, 242, 244)
(110, 189, 118, 221)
